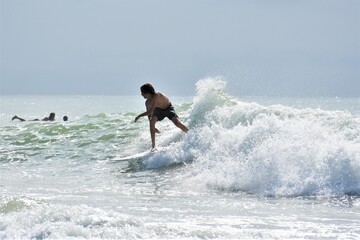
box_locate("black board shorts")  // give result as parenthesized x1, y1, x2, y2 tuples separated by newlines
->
(152, 104, 178, 121)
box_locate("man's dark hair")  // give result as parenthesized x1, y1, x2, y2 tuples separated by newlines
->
(49, 113, 55, 120)
(140, 83, 156, 95)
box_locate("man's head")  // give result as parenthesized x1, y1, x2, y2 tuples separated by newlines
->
(140, 83, 156, 96)
(49, 113, 55, 121)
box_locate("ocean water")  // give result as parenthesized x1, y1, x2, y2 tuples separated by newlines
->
(0, 78, 359, 239)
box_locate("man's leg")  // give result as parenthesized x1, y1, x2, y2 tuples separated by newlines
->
(171, 117, 189, 133)
(150, 117, 158, 148)
(12, 116, 26, 121)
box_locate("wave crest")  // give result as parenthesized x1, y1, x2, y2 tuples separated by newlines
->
(174, 77, 360, 197)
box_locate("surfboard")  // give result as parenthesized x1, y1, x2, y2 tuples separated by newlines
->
(112, 147, 168, 162)
(114, 150, 154, 161)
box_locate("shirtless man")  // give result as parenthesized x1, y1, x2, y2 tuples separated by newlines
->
(135, 83, 189, 149)
(12, 112, 56, 122)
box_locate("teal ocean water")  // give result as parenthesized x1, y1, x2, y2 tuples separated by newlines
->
(1, 78, 359, 239)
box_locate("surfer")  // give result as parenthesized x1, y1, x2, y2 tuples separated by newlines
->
(135, 83, 189, 149)
(12, 112, 56, 122)
(11, 113, 68, 122)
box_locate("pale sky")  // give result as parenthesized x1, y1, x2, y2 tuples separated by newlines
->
(1, 0, 359, 97)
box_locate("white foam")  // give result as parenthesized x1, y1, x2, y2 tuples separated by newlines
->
(146, 77, 360, 197)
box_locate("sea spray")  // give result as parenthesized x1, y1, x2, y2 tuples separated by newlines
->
(169, 78, 360, 197)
